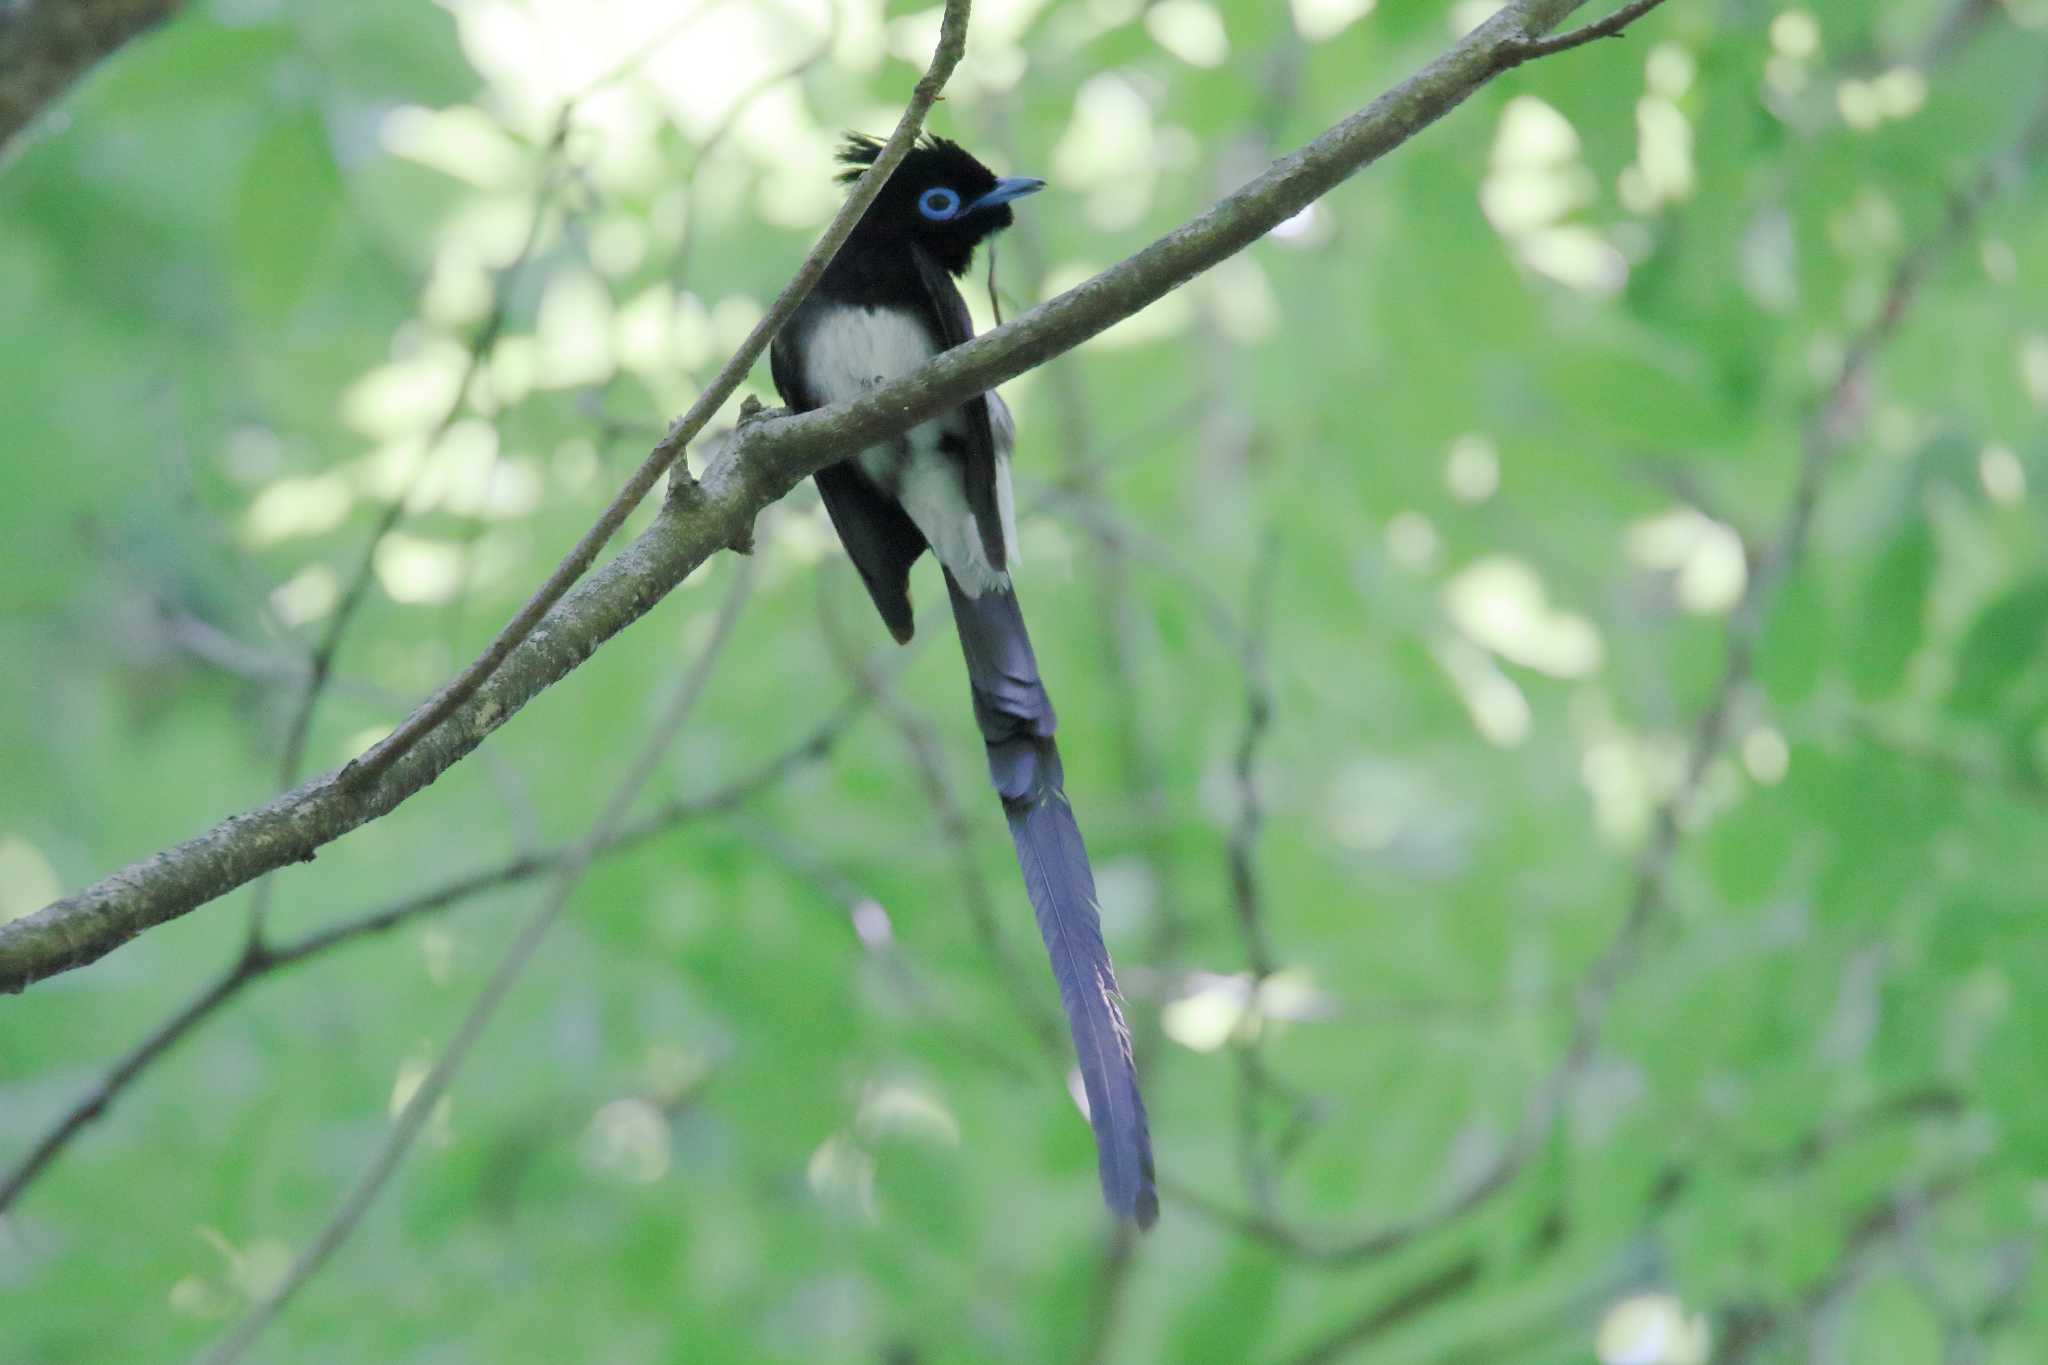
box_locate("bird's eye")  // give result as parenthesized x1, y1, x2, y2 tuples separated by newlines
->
(917, 187, 961, 221)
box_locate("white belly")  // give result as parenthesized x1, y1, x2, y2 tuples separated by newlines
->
(802, 305, 1015, 595)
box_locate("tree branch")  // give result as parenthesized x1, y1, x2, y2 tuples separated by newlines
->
(196, 553, 757, 1364)
(0, 0, 181, 160)
(1169, 77, 2048, 1268)
(1506, 0, 1675, 60)
(1, 0, 1623, 995)
(337, 0, 974, 792)
(0, 692, 869, 1214)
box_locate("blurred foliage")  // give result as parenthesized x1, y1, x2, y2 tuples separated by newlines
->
(4, 0, 2048, 1361)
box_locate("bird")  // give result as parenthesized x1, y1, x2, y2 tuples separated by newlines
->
(770, 133, 1157, 1229)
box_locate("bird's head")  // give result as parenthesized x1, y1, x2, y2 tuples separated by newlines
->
(838, 133, 1044, 276)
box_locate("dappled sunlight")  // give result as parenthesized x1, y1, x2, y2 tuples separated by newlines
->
(1443, 555, 1605, 678)
(10, 0, 2048, 1358)
(1597, 1292, 1710, 1365)
(1626, 507, 1747, 615)
(1484, 96, 1629, 296)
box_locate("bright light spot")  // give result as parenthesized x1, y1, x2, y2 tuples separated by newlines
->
(1741, 728, 1790, 785)
(374, 532, 467, 605)
(168, 1275, 234, 1319)
(1449, 0, 1504, 36)
(1626, 508, 1748, 614)
(341, 340, 468, 439)
(420, 246, 493, 326)
(419, 927, 457, 985)
(1874, 66, 1927, 119)
(1445, 433, 1500, 503)
(614, 283, 675, 378)
(243, 472, 354, 546)
(855, 1082, 961, 1145)
(850, 897, 893, 949)
(1769, 9, 1820, 60)
(1432, 634, 1532, 748)
(388, 1056, 454, 1146)
(582, 1098, 671, 1183)
(1443, 556, 1604, 678)
(1483, 99, 1626, 294)
(535, 267, 616, 389)
(1628, 96, 1695, 210)
(1258, 969, 1337, 1022)
(807, 1135, 877, 1218)
(1496, 94, 1582, 166)
(2020, 335, 2048, 408)
(1980, 443, 2026, 503)
(0, 835, 62, 924)
(1765, 55, 1808, 97)
(1161, 973, 1254, 1052)
(588, 215, 647, 277)
(1386, 511, 1440, 570)
(1145, 0, 1229, 66)
(1597, 1291, 1710, 1364)
(1052, 73, 1159, 231)
(1291, 0, 1375, 43)
(1267, 202, 1328, 245)
(270, 564, 339, 627)
(381, 104, 525, 189)
(1517, 225, 1630, 296)
(1645, 44, 1695, 99)
(1209, 256, 1279, 343)
(1836, 79, 1883, 132)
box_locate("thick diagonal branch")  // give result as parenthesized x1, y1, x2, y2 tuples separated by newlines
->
(0, 0, 1614, 995)
(0, 0, 180, 159)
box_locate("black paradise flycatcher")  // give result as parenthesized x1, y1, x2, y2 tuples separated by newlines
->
(770, 134, 1157, 1228)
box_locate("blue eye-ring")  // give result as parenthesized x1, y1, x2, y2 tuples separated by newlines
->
(918, 187, 961, 221)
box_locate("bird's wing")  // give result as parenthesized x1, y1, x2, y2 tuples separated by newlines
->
(908, 242, 1006, 573)
(773, 318, 928, 642)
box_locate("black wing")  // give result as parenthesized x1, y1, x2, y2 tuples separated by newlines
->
(772, 317, 928, 643)
(908, 242, 1007, 573)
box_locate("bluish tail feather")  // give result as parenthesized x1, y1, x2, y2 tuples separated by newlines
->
(944, 574, 1158, 1227)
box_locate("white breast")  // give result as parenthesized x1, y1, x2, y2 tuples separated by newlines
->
(803, 306, 937, 403)
(802, 304, 1016, 597)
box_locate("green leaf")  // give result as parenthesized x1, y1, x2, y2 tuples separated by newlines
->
(229, 112, 343, 321)
(1948, 578, 2048, 717)
(1848, 523, 1933, 699)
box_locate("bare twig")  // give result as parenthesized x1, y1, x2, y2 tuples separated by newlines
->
(1171, 79, 2048, 1268)
(197, 553, 757, 1365)
(1709, 1167, 1978, 1365)
(1508, 0, 1675, 60)
(1279, 1255, 1486, 1365)
(245, 126, 566, 947)
(0, 692, 867, 1215)
(814, 580, 1064, 1058)
(5, 0, 1645, 995)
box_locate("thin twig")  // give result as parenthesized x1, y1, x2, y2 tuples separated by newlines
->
(245, 124, 566, 947)
(1279, 1256, 1486, 1365)
(1172, 79, 2048, 1268)
(1509, 0, 1675, 60)
(0, 693, 868, 1215)
(340, 0, 975, 793)
(197, 554, 758, 1365)
(6, 0, 1644, 995)
(814, 579, 1065, 1059)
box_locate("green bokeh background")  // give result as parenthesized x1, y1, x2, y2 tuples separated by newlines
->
(4, 0, 2046, 1361)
